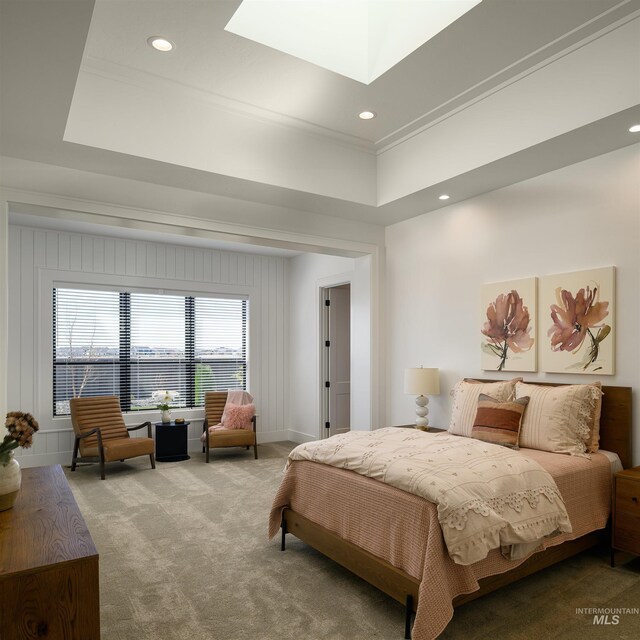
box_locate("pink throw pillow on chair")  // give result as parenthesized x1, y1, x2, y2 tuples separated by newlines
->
(222, 403, 255, 430)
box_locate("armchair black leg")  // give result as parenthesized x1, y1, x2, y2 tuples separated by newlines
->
(254, 443, 258, 460)
(99, 452, 106, 480)
(206, 441, 210, 463)
(71, 438, 80, 472)
(150, 454, 156, 470)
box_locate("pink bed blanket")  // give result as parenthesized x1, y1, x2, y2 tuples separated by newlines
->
(268, 447, 612, 640)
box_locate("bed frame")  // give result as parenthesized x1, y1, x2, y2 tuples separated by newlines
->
(280, 382, 632, 639)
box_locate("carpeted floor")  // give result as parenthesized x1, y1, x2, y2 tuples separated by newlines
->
(65, 443, 640, 640)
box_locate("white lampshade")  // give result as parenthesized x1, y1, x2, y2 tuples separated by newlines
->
(404, 367, 440, 396)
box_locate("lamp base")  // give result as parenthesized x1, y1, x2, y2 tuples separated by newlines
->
(415, 395, 430, 431)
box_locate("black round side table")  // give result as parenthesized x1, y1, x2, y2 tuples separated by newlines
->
(154, 421, 191, 462)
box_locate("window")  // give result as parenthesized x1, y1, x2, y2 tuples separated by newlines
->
(53, 288, 247, 416)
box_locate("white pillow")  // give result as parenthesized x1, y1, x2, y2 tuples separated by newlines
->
(448, 379, 521, 437)
(516, 382, 602, 457)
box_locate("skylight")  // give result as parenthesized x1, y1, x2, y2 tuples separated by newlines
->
(225, 0, 482, 85)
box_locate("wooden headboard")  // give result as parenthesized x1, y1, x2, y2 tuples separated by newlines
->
(472, 380, 633, 469)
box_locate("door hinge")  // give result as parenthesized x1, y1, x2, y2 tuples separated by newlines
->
(325, 422, 330, 429)
(325, 340, 330, 347)
(325, 381, 330, 388)
(325, 299, 331, 306)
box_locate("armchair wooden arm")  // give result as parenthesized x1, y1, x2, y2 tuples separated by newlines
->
(127, 421, 153, 438)
(71, 427, 105, 478)
(75, 427, 101, 440)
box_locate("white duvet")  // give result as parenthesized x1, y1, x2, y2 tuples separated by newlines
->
(287, 428, 572, 565)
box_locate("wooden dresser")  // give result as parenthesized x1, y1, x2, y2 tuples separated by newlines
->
(0, 465, 100, 639)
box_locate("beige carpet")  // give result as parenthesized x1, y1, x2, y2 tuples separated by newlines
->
(65, 443, 640, 640)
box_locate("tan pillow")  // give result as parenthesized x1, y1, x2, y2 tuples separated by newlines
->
(516, 382, 602, 457)
(448, 379, 522, 437)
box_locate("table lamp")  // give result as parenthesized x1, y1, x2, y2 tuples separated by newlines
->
(404, 367, 440, 430)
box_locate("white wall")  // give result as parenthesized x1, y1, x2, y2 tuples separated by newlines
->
(386, 144, 640, 463)
(0, 209, 7, 419)
(351, 255, 373, 429)
(288, 253, 357, 441)
(8, 223, 290, 467)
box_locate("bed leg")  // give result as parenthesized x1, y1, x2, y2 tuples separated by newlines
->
(404, 594, 413, 639)
(280, 514, 288, 551)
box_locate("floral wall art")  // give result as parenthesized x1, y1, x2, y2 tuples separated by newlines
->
(539, 267, 615, 375)
(480, 277, 537, 372)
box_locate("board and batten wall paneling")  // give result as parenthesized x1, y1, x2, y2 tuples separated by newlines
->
(8, 225, 289, 467)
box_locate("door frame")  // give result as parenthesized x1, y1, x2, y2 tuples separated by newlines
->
(318, 272, 352, 440)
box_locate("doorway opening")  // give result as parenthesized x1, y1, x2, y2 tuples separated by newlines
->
(320, 284, 351, 438)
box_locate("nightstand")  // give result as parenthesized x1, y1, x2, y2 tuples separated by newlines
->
(611, 466, 640, 567)
(391, 425, 446, 433)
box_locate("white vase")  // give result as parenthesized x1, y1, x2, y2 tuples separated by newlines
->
(161, 409, 171, 423)
(0, 451, 21, 512)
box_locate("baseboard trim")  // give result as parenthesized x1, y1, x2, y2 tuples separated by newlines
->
(287, 429, 319, 444)
(16, 429, 314, 468)
(16, 452, 73, 468)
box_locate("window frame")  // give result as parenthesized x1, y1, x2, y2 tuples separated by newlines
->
(52, 285, 248, 416)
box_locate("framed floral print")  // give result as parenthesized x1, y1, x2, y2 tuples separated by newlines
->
(539, 267, 615, 374)
(480, 277, 537, 372)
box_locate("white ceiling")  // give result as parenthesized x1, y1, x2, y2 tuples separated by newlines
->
(82, 0, 636, 146)
(1, 0, 639, 230)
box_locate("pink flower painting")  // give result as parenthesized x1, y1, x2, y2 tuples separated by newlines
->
(548, 285, 610, 371)
(540, 267, 615, 375)
(481, 290, 534, 371)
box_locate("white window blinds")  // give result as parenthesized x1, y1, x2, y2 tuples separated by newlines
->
(53, 288, 247, 416)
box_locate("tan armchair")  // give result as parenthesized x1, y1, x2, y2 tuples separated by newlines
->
(70, 396, 155, 480)
(202, 391, 257, 462)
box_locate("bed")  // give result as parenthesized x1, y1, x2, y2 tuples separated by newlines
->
(269, 381, 632, 640)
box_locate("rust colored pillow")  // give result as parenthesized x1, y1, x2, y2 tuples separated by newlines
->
(222, 403, 255, 430)
(471, 394, 530, 449)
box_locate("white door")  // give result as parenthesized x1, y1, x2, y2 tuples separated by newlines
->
(325, 285, 351, 437)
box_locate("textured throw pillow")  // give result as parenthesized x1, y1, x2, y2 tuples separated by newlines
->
(516, 382, 602, 457)
(586, 384, 603, 453)
(471, 394, 529, 449)
(448, 378, 522, 437)
(222, 403, 255, 430)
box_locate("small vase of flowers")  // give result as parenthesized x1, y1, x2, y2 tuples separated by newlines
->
(152, 390, 178, 423)
(0, 411, 39, 511)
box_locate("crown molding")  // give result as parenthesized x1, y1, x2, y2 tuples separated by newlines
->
(80, 56, 377, 156)
(376, 4, 640, 152)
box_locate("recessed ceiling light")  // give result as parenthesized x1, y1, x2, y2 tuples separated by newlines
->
(629, 124, 640, 133)
(147, 37, 175, 52)
(358, 111, 376, 120)
(438, 194, 450, 200)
